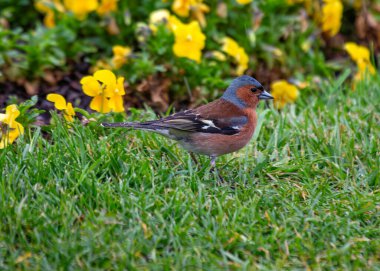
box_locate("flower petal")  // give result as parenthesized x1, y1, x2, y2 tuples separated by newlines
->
(64, 102, 75, 122)
(1, 121, 24, 147)
(47, 94, 68, 110)
(112, 56, 126, 69)
(94, 70, 116, 86)
(5, 104, 20, 123)
(112, 46, 131, 58)
(10, 121, 24, 139)
(270, 80, 299, 109)
(64, 114, 74, 122)
(90, 96, 111, 113)
(344, 42, 371, 63)
(116, 77, 125, 95)
(109, 95, 125, 112)
(80, 76, 102, 97)
(66, 102, 75, 117)
(94, 70, 117, 97)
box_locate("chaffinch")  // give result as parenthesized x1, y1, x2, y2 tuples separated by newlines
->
(102, 75, 273, 177)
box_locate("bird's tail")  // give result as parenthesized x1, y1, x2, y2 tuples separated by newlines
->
(101, 122, 147, 129)
(101, 122, 173, 138)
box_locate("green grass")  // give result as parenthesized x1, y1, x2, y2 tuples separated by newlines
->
(1, 77, 380, 270)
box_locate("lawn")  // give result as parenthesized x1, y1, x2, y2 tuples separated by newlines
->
(1, 76, 379, 270)
(1, 0, 380, 270)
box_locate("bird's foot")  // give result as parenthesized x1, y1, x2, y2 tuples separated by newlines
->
(209, 155, 237, 189)
(210, 168, 237, 189)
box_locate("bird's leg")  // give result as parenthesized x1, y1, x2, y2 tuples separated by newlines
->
(210, 155, 216, 172)
(190, 152, 199, 166)
(210, 156, 225, 184)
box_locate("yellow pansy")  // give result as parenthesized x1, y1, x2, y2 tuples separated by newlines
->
(270, 80, 299, 109)
(47, 94, 76, 122)
(168, 15, 185, 32)
(344, 42, 371, 63)
(90, 59, 112, 73)
(190, 1, 209, 28)
(108, 76, 125, 113)
(210, 51, 226, 61)
(172, 0, 209, 27)
(149, 9, 170, 32)
(111, 46, 132, 69)
(172, 0, 191, 17)
(321, 0, 342, 37)
(221, 37, 249, 75)
(172, 19, 206, 63)
(236, 0, 253, 4)
(44, 11, 56, 28)
(34, 0, 65, 28)
(97, 0, 117, 16)
(344, 42, 376, 81)
(0, 105, 24, 149)
(80, 70, 125, 113)
(355, 59, 376, 81)
(64, 0, 98, 19)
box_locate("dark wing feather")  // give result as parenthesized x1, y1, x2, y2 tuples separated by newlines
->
(141, 110, 247, 135)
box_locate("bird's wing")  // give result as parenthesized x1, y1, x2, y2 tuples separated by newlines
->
(142, 109, 247, 135)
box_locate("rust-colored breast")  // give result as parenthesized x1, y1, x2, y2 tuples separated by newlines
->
(185, 108, 257, 156)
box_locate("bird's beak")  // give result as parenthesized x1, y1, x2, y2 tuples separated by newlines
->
(258, 90, 274, 100)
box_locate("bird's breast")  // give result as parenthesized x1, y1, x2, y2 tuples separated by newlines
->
(182, 109, 257, 156)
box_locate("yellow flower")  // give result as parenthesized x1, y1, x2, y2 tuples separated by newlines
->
(150, 9, 170, 24)
(64, 0, 98, 19)
(34, 0, 65, 28)
(221, 37, 249, 75)
(321, 0, 343, 37)
(47, 94, 76, 122)
(80, 70, 125, 113)
(168, 15, 185, 32)
(111, 46, 132, 69)
(354, 59, 375, 81)
(90, 59, 112, 73)
(149, 9, 170, 32)
(108, 76, 125, 113)
(0, 104, 24, 149)
(190, 1, 209, 28)
(344, 42, 371, 63)
(44, 11, 56, 28)
(270, 80, 299, 109)
(97, 0, 117, 16)
(172, 0, 191, 17)
(172, 19, 206, 63)
(344, 42, 376, 81)
(236, 0, 252, 4)
(172, 0, 209, 27)
(210, 51, 226, 61)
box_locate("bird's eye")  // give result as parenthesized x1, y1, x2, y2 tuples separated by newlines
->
(250, 87, 257, 92)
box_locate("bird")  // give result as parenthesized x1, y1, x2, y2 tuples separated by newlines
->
(101, 75, 273, 180)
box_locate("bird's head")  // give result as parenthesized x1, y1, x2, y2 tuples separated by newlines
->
(222, 75, 273, 108)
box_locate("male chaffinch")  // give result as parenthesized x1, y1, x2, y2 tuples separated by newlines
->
(102, 75, 273, 177)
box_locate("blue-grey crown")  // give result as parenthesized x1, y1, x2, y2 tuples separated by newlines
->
(221, 75, 263, 108)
